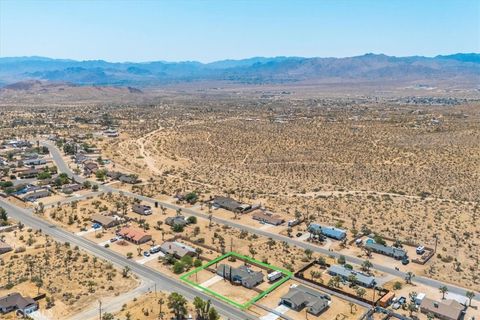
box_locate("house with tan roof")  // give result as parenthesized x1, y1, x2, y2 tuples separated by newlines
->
(91, 213, 120, 229)
(420, 297, 465, 320)
(117, 226, 152, 244)
(251, 209, 285, 226)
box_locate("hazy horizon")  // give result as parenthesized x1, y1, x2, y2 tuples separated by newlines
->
(2, 52, 479, 65)
(1, 0, 478, 63)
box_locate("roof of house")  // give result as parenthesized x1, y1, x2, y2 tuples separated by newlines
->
(217, 264, 264, 287)
(91, 214, 118, 226)
(281, 284, 330, 313)
(119, 175, 137, 183)
(365, 241, 407, 258)
(213, 196, 248, 212)
(160, 241, 196, 257)
(165, 216, 188, 226)
(0, 241, 12, 252)
(0, 293, 36, 310)
(420, 298, 464, 320)
(308, 224, 346, 238)
(118, 227, 151, 242)
(251, 210, 285, 225)
(328, 265, 376, 286)
(84, 162, 98, 170)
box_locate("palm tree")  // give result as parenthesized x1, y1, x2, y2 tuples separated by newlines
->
(439, 285, 448, 300)
(466, 291, 475, 307)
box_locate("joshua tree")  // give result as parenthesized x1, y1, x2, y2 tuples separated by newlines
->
(348, 302, 356, 314)
(439, 285, 448, 299)
(466, 291, 475, 306)
(361, 260, 372, 272)
(304, 248, 313, 260)
(405, 271, 415, 284)
(168, 292, 188, 320)
(158, 297, 165, 319)
(356, 288, 366, 299)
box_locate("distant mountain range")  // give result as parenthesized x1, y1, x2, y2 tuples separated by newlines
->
(0, 53, 479, 88)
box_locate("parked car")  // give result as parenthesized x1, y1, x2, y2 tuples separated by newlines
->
(143, 251, 151, 257)
(296, 232, 303, 237)
(92, 223, 101, 229)
(398, 296, 407, 305)
(402, 258, 410, 265)
(110, 237, 118, 243)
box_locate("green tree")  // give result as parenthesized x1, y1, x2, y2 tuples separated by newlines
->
(173, 261, 185, 274)
(356, 288, 366, 299)
(361, 260, 372, 272)
(304, 249, 313, 260)
(439, 285, 448, 299)
(0, 207, 8, 225)
(466, 291, 475, 306)
(168, 292, 188, 320)
(102, 313, 114, 320)
(172, 224, 184, 232)
(405, 271, 415, 284)
(187, 216, 197, 224)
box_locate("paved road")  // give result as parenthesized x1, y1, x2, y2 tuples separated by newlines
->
(0, 198, 255, 320)
(43, 141, 480, 302)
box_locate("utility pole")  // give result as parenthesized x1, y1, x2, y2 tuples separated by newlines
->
(98, 299, 102, 320)
(434, 234, 439, 253)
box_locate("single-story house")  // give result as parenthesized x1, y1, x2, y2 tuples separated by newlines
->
(91, 214, 120, 229)
(327, 265, 376, 288)
(365, 240, 407, 260)
(119, 174, 138, 184)
(281, 284, 331, 315)
(61, 183, 83, 193)
(117, 227, 152, 244)
(0, 241, 13, 255)
(308, 223, 346, 240)
(160, 241, 197, 258)
(0, 293, 38, 315)
(18, 169, 40, 179)
(212, 196, 252, 213)
(20, 189, 51, 202)
(74, 153, 88, 164)
(132, 204, 152, 215)
(217, 264, 263, 288)
(22, 158, 46, 166)
(83, 162, 99, 175)
(420, 298, 465, 320)
(251, 210, 285, 226)
(106, 171, 123, 179)
(165, 216, 188, 227)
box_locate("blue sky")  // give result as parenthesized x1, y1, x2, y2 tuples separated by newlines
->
(0, 0, 478, 62)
